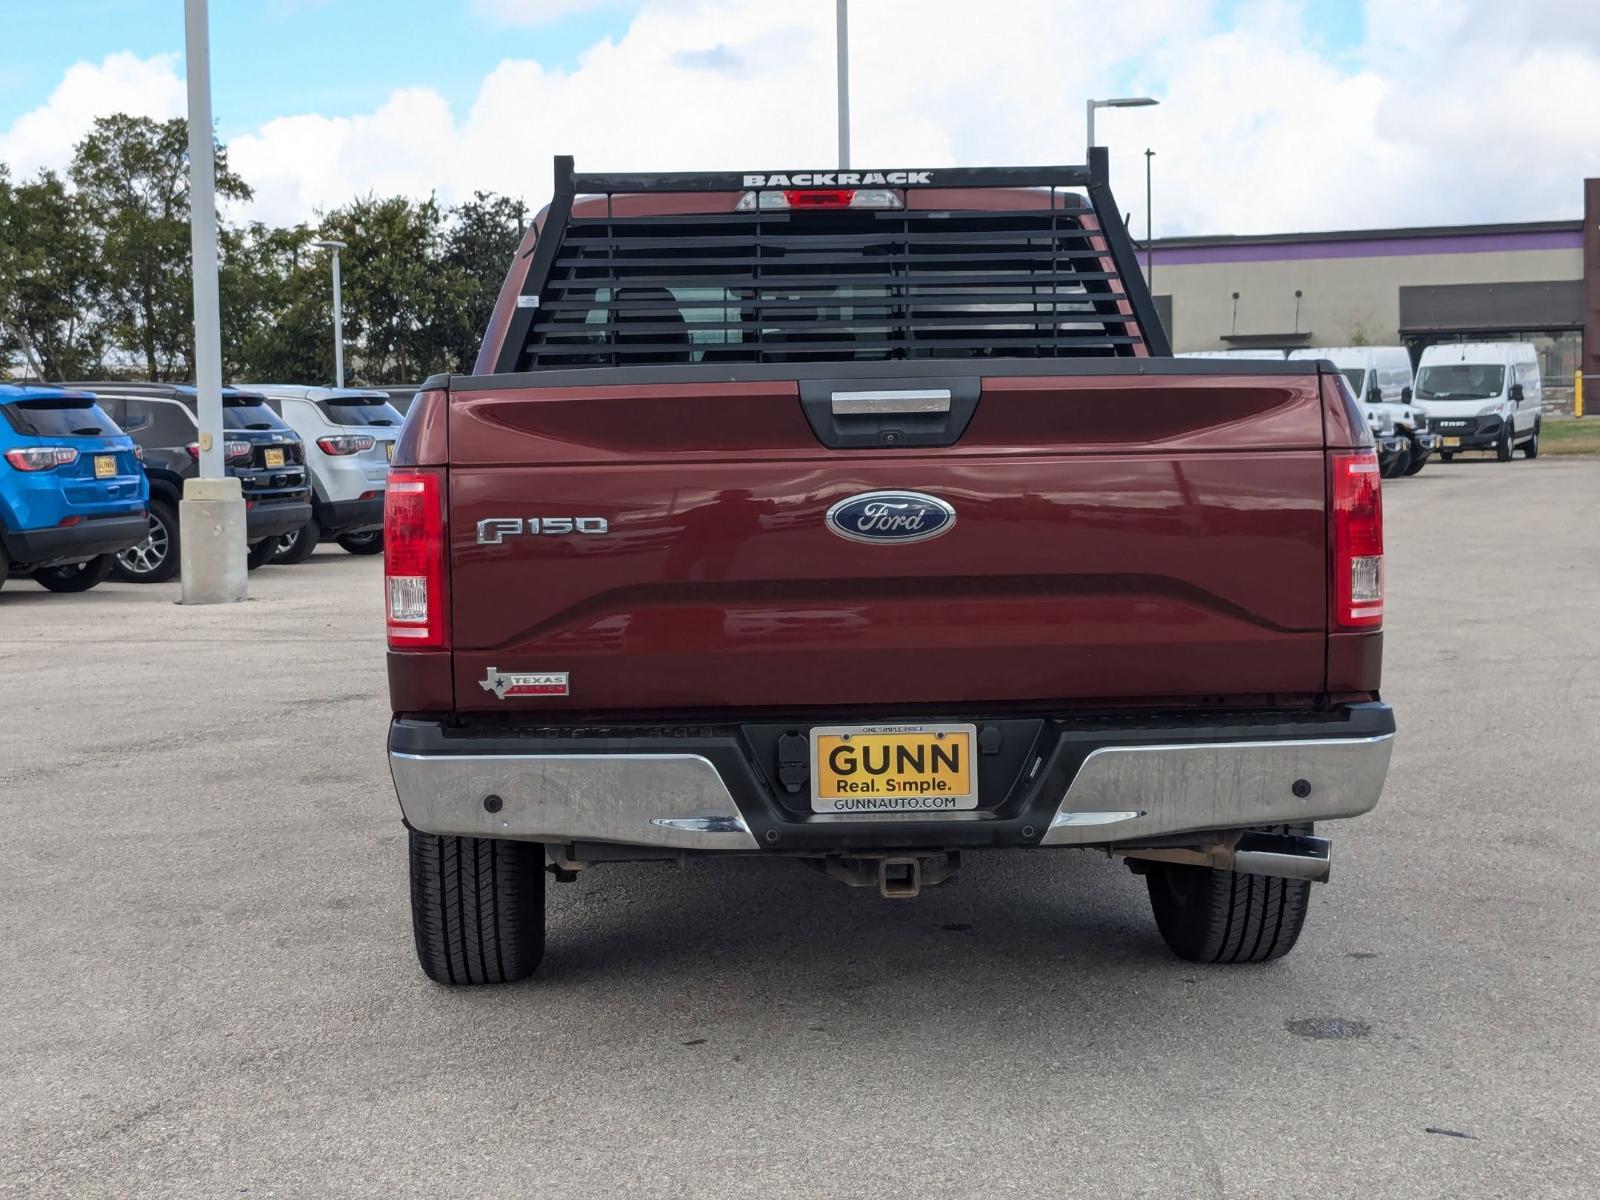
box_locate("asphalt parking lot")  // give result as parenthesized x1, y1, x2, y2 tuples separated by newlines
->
(4, 458, 1599, 1199)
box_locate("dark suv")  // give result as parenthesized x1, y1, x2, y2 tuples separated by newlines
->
(68, 383, 313, 582)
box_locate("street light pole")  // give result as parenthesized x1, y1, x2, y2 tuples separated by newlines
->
(1085, 95, 1159, 154)
(1144, 147, 1155, 287)
(313, 240, 347, 387)
(179, 0, 246, 603)
(836, 0, 850, 169)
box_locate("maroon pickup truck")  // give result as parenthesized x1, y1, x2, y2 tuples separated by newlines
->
(385, 153, 1393, 985)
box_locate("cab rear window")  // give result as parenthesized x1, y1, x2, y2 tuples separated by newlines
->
(317, 399, 404, 427)
(1, 397, 123, 439)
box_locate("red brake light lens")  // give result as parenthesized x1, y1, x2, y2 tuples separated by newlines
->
(317, 434, 376, 456)
(5, 446, 79, 471)
(385, 470, 448, 649)
(1330, 449, 1384, 629)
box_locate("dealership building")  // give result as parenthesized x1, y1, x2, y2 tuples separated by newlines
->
(1147, 179, 1600, 389)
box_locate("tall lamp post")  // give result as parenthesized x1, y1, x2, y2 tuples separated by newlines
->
(179, 0, 246, 604)
(1144, 147, 1155, 287)
(836, 0, 850, 168)
(1085, 95, 1158, 153)
(312, 239, 347, 387)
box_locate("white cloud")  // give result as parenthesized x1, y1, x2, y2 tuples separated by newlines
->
(5, 1, 1599, 237)
(0, 52, 186, 179)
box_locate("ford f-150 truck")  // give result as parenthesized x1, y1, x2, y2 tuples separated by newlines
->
(386, 153, 1393, 985)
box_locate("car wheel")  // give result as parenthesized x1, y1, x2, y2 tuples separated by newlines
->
(1439, 450, 1454, 462)
(33, 554, 116, 593)
(1496, 422, 1515, 462)
(1402, 438, 1429, 476)
(0, 542, 10, 593)
(337, 530, 384, 555)
(274, 518, 320, 564)
(1145, 824, 1313, 963)
(245, 538, 281, 570)
(1382, 447, 1410, 479)
(1525, 420, 1540, 460)
(409, 831, 546, 985)
(112, 500, 180, 584)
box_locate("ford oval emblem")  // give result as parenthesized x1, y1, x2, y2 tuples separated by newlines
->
(825, 490, 956, 544)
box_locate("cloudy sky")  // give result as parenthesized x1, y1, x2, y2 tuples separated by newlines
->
(2, 0, 1598, 237)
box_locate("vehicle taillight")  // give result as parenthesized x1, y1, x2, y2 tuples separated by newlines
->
(5, 446, 78, 471)
(1330, 449, 1383, 629)
(185, 440, 252, 462)
(317, 434, 376, 456)
(385, 469, 447, 649)
(735, 188, 903, 211)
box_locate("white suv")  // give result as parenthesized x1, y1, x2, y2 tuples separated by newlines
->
(245, 386, 403, 560)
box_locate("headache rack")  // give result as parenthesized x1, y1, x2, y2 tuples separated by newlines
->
(494, 150, 1170, 373)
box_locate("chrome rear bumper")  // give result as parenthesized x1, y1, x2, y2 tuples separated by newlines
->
(390, 727, 1393, 853)
(1038, 734, 1392, 844)
(390, 751, 760, 850)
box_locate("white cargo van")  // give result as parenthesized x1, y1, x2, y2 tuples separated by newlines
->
(1414, 342, 1541, 461)
(1288, 346, 1436, 476)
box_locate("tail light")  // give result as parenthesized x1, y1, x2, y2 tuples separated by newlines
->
(5, 446, 79, 471)
(1330, 449, 1383, 629)
(185, 440, 252, 462)
(385, 469, 448, 649)
(735, 188, 903, 211)
(317, 434, 376, 456)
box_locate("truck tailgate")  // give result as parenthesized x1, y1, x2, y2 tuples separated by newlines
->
(446, 370, 1328, 713)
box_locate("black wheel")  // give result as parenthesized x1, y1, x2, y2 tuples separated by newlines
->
(337, 530, 384, 555)
(34, 554, 115, 593)
(112, 500, 180, 583)
(0, 542, 9, 593)
(1402, 437, 1429, 475)
(1525, 420, 1540, 460)
(1381, 447, 1410, 479)
(1146, 825, 1313, 963)
(409, 831, 546, 985)
(245, 538, 280, 570)
(274, 518, 320, 564)
(1439, 450, 1455, 462)
(1496, 422, 1515, 462)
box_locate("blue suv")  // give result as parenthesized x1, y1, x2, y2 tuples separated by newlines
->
(0, 385, 149, 594)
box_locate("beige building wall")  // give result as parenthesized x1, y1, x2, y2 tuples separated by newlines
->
(1155, 248, 1584, 351)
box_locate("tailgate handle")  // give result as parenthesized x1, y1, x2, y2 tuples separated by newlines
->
(830, 389, 952, 416)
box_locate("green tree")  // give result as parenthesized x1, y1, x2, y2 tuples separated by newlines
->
(0, 165, 111, 380)
(69, 114, 250, 381)
(221, 221, 333, 383)
(443, 191, 528, 372)
(317, 194, 455, 384)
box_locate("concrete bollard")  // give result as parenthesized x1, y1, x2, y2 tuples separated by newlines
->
(179, 476, 248, 604)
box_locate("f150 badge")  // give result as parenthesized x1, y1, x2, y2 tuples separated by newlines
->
(478, 667, 570, 699)
(825, 490, 956, 544)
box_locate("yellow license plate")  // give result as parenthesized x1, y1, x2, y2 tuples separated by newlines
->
(264, 448, 285, 468)
(94, 454, 116, 478)
(385, 441, 395, 462)
(1440, 436, 1460, 448)
(811, 723, 977, 814)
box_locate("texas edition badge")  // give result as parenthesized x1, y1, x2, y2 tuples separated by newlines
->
(478, 667, 569, 699)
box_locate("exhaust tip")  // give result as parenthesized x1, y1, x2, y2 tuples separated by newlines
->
(1233, 831, 1332, 883)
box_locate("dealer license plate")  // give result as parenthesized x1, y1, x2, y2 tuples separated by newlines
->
(94, 454, 116, 478)
(264, 448, 285, 468)
(810, 723, 978, 814)
(1441, 436, 1461, 448)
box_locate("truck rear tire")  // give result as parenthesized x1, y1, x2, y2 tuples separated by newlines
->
(1145, 825, 1313, 963)
(408, 831, 546, 985)
(1525, 421, 1540, 459)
